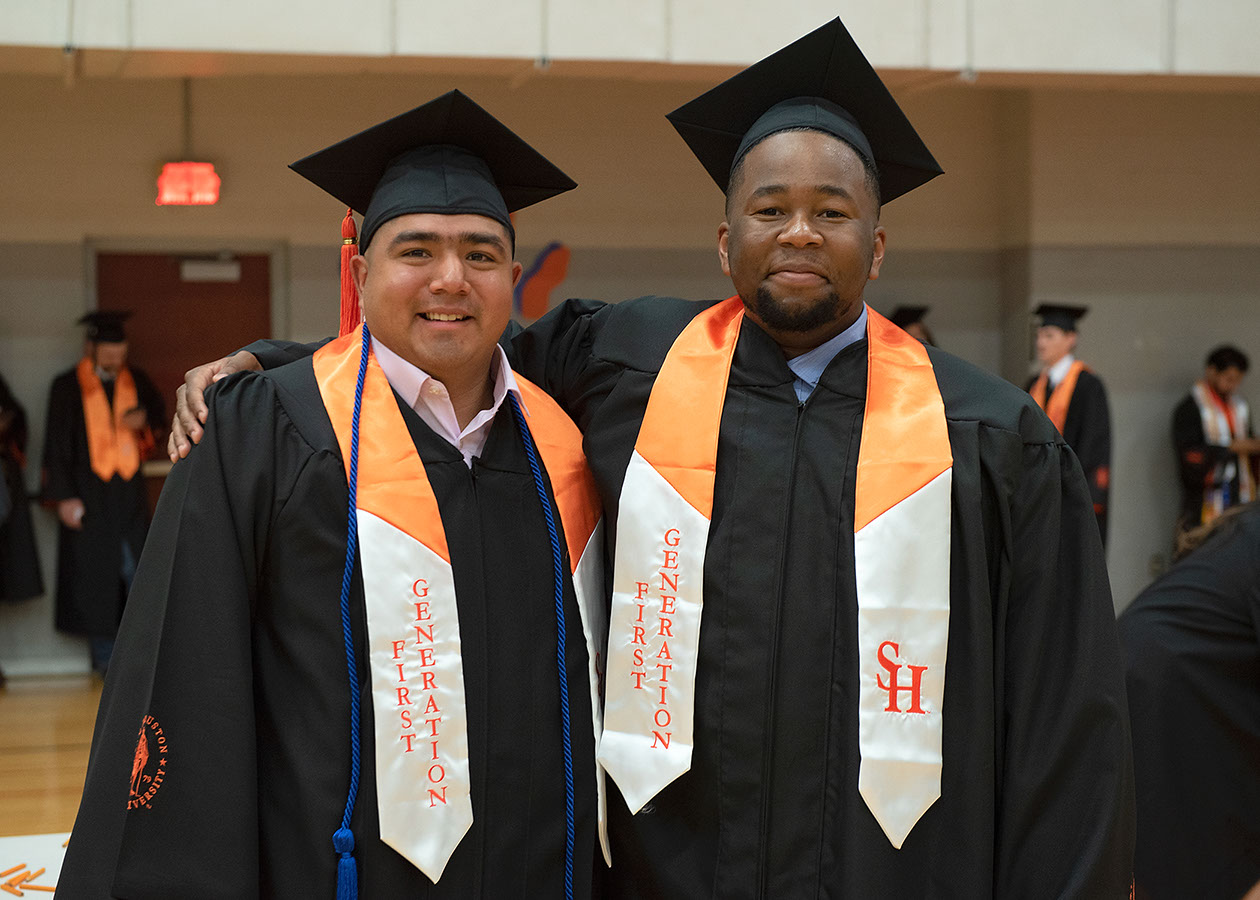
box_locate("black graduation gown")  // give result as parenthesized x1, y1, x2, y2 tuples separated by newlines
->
(1117, 506, 1260, 900)
(516, 297, 1133, 900)
(247, 299, 1134, 898)
(0, 372, 43, 602)
(60, 359, 597, 899)
(1026, 368, 1112, 544)
(1171, 392, 1255, 529)
(41, 366, 164, 635)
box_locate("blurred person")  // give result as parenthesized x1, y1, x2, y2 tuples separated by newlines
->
(1, 370, 44, 687)
(60, 92, 607, 900)
(1027, 303, 1112, 544)
(888, 304, 935, 346)
(1172, 344, 1258, 532)
(41, 311, 163, 675)
(1118, 502, 1260, 900)
(169, 20, 1133, 898)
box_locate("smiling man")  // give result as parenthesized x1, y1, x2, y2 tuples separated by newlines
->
(171, 20, 1133, 899)
(61, 92, 608, 899)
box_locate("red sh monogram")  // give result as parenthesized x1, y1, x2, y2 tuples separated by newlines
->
(876, 640, 929, 715)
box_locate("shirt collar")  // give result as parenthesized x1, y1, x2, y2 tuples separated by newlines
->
(1047, 353, 1076, 386)
(786, 304, 869, 393)
(370, 335, 523, 416)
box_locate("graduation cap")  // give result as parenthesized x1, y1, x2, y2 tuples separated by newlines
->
(77, 310, 130, 343)
(889, 305, 929, 329)
(1035, 304, 1089, 332)
(666, 18, 943, 205)
(289, 90, 576, 335)
(290, 90, 575, 251)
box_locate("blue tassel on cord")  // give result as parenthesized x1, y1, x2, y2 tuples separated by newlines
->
(332, 323, 370, 900)
(334, 826, 358, 900)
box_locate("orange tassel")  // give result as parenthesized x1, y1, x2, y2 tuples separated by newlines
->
(339, 209, 361, 337)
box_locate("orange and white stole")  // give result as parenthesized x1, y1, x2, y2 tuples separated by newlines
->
(598, 298, 952, 849)
(1192, 379, 1255, 520)
(77, 357, 146, 481)
(315, 327, 608, 880)
(1029, 359, 1088, 435)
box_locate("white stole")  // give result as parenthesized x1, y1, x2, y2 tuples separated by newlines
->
(598, 299, 953, 848)
(315, 328, 608, 879)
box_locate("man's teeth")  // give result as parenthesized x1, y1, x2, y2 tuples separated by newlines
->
(423, 313, 468, 321)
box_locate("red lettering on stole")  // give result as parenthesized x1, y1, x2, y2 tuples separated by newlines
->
(395, 578, 450, 803)
(875, 641, 929, 715)
(626, 528, 685, 749)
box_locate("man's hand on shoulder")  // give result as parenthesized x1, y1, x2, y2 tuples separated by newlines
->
(168, 351, 262, 461)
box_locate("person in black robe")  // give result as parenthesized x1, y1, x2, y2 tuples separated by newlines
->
(170, 19, 1133, 899)
(61, 92, 602, 900)
(1118, 503, 1260, 900)
(0, 370, 43, 604)
(1171, 344, 1259, 532)
(41, 313, 164, 673)
(1025, 303, 1113, 545)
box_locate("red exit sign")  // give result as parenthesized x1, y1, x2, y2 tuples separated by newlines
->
(156, 162, 221, 206)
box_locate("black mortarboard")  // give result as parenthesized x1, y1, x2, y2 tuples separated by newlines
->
(1035, 304, 1089, 332)
(78, 310, 130, 343)
(889, 306, 929, 328)
(666, 18, 943, 204)
(289, 90, 576, 250)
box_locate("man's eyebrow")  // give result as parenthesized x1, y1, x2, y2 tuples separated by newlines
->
(459, 231, 508, 253)
(388, 230, 440, 247)
(747, 183, 856, 201)
(388, 230, 508, 254)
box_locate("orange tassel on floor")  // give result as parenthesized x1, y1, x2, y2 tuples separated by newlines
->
(339, 209, 361, 337)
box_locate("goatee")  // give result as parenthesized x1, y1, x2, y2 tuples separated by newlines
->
(750, 285, 841, 334)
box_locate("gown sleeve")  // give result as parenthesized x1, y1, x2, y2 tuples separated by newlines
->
(242, 337, 331, 370)
(41, 374, 80, 502)
(506, 299, 607, 419)
(995, 438, 1135, 898)
(1070, 373, 1112, 540)
(59, 373, 295, 900)
(1172, 394, 1231, 490)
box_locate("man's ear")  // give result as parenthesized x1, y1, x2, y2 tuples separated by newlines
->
(718, 222, 732, 278)
(351, 252, 370, 296)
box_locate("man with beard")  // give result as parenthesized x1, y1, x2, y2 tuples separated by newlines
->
(42, 311, 164, 675)
(170, 19, 1133, 898)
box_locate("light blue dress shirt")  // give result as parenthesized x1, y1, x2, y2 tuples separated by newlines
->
(784, 305, 869, 403)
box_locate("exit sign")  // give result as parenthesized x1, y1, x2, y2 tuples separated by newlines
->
(156, 162, 221, 206)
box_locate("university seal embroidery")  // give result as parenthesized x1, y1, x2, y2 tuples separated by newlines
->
(128, 714, 169, 810)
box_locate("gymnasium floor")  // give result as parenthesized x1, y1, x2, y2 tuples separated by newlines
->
(0, 676, 101, 895)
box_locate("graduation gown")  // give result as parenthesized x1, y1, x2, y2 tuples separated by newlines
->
(1117, 506, 1260, 900)
(0, 372, 43, 602)
(1172, 392, 1255, 529)
(248, 298, 1134, 898)
(41, 365, 164, 635)
(519, 297, 1132, 899)
(60, 358, 597, 899)
(1025, 368, 1112, 544)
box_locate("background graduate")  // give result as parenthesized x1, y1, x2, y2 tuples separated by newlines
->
(1026, 303, 1113, 545)
(41, 311, 164, 675)
(1172, 344, 1258, 532)
(172, 19, 1134, 899)
(61, 91, 608, 899)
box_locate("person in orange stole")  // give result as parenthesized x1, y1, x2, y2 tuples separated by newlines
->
(1026, 303, 1112, 545)
(41, 311, 163, 675)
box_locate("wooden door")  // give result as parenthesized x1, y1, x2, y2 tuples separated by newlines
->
(96, 253, 272, 409)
